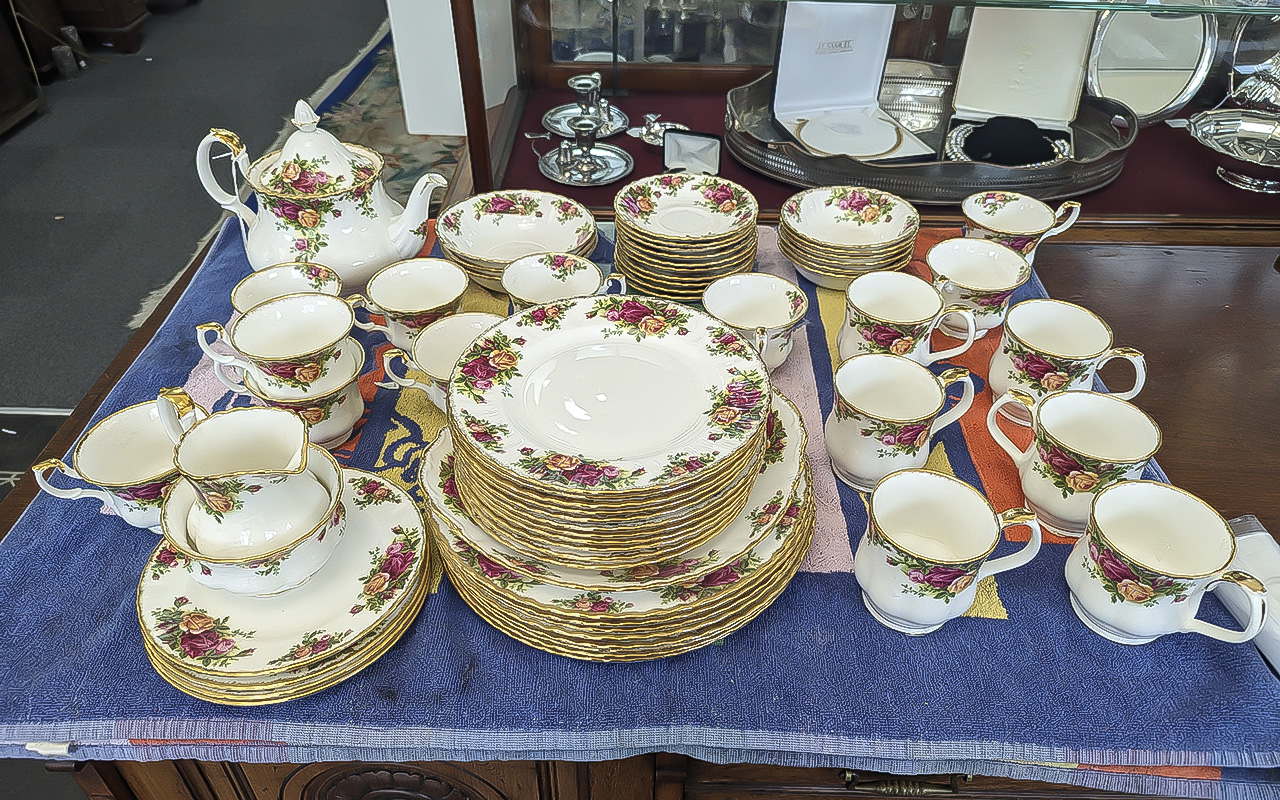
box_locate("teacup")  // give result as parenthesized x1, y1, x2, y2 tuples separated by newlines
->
(381, 312, 503, 410)
(824, 354, 974, 491)
(855, 469, 1042, 635)
(702, 273, 808, 371)
(32, 388, 204, 532)
(198, 293, 368, 392)
(988, 389, 1161, 537)
(230, 263, 342, 314)
(925, 238, 1030, 339)
(502, 252, 624, 311)
(962, 191, 1081, 265)
(1066, 480, 1268, 646)
(988, 299, 1146, 425)
(362, 258, 469, 349)
(836, 272, 977, 366)
(159, 443, 346, 596)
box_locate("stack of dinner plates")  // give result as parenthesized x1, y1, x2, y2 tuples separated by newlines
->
(778, 186, 919, 290)
(612, 175, 758, 302)
(436, 189, 597, 292)
(137, 469, 429, 705)
(424, 294, 813, 660)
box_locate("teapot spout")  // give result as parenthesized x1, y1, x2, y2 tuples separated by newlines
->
(389, 172, 450, 257)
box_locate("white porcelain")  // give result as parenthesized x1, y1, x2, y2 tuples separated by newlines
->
(779, 186, 919, 247)
(213, 336, 363, 403)
(962, 191, 1081, 265)
(381, 312, 503, 411)
(197, 292, 367, 393)
(988, 389, 1161, 537)
(502, 253, 624, 310)
(437, 190, 596, 267)
(32, 389, 204, 533)
(229, 263, 342, 314)
(987, 299, 1146, 425)
(614, 174, 758, 239)
(702, 273, 808, 371)
(836, 272, 977, 366)
(824, 354, 973, 491)
(925, 238, 1030, 339)
(1066, 480, 1268, 645)
(162, 405, 330, 559)
(855, 469, 1041, 634)
(159, 444, 346, 596)
(197, 101, 448, 290)
(362, 258, 469, 349)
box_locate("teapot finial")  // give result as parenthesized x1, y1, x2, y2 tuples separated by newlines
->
(291, 100, 320, 133)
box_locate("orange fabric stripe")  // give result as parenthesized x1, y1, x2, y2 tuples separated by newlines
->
(415, 218, 438, 257)
(1085, 764, 1222, 780)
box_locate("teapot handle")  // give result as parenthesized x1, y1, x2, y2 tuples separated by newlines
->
(197, 129, 256, 228)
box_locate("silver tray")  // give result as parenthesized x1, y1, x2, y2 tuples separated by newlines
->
(536, 143, 635, 186)
(543, 103, 630, 138)
(726, 63, 1139, 205)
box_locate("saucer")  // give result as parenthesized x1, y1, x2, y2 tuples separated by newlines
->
(240, 336, 365, 401)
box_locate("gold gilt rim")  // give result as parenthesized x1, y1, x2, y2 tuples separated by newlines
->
(845, 280, 945, 328)
(1004, 298, 1117, 361)
(778, 220, 918, 257)
(365, 258, 470, 315)
(440, 233, 598, 273)
(612, 176, 759, 243)
(1088, 480, 1235, 579)
(169, 405, 311, 482)
(868, 468, 1005, 565)
(615, 226, 759, 257)
(833, 355, 968, 424)
(224, 291, 356, 363)
(777, 240, 912, 275)
(67, 397, 190, 489)
(229, 263, 341, 314)
(245, 143, 383, 201)
(777, 232, 914, 266)
(614, 245, 759, 273)
(923, 239, 1031, 293)
(613, 211, 760, 246)
(243, 342, 366, 405)
(614, 262, 753, 294)
(614, 252, 756, 283)
(1033, 390, 1162, 465)
(502, 252, 605, 308)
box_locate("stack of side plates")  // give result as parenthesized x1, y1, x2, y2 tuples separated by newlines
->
(137, 469, 428, 705)
(612, 175, 759, 302)
(425, 394, 813, 661)
(778, 186, 919, 290)
(436, 190, 598, 291)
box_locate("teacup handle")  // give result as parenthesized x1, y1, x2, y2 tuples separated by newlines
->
(156, 387, 202, 444)
(196, 322, 254, 374)
(752, 326, 768, 358)
(1041, 201, 1082, 242)
(1182, 571, 1268, 643)
(978, 508, 1042, 579)
(32, 458, 114, 506)
(378, 348, 434, 392)
(922, 305, 977, 366)
(929, 367, 974, 436)
(986, 389, 1038, 468)
(1096, 347, 1146, 401)
(600, 274, 627, 295)
(354, 295, 393, 337)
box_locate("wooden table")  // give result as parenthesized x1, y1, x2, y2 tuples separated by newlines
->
(3, 234, 1278, 800)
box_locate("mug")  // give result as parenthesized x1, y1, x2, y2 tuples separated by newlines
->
(362, 258, 469, 349)
(855, 469, 1042, 634)
(230, 262, 342, 314)
(836, 271, 977, 366)
(1066, 480, 1268, 646)
(925, 238, 1030, 339)
(381, 312, 503, 411)
(962, 191, 1081, 265)
(198, 293, 369, 392)
(988, 389, 1161, 537)
(502, 252, 624, 311)
(32, 388, 204, 532)
(824, 354, 974, 491)
(988, 299, 1146, 425)
(702, 273, 808, 371)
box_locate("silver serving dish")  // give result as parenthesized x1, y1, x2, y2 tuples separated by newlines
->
(725, 63, 1139, 205)
(1188, 108, 1280, 193)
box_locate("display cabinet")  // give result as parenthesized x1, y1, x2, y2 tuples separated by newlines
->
(445, 0, 1280, 242)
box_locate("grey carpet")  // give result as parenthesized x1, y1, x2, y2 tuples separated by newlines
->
(0, 0, 390, 408)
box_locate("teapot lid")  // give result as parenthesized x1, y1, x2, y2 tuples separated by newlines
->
(259, 100, 376, 197)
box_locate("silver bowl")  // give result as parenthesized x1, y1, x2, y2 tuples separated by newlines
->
(1188, 109, 1280, 194)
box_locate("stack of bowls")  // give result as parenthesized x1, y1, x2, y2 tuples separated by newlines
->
(612, 174, 758, 302)
(778, 186, 919, 289)
(436, 190, 597, 291)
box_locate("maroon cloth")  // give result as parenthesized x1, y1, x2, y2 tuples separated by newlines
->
(503, 88, 1280, 218)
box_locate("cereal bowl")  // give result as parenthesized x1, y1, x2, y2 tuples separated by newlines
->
(436, 190, 596, 269)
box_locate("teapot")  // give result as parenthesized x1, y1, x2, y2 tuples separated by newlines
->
(197, 100, 448, 292)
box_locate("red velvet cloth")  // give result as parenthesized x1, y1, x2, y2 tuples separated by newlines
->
(502, 88, 1280, 217)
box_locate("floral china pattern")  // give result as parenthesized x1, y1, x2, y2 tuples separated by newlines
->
(1005, 340, 1091, 394)
(318, 503, 346, 542)
(192, 476, 271, 521)
(453, 331, 525, 403)
(540, 253, 586, 281)
(824, 187, 897, 225)
(473, 192, 540, 220)
(300, 263, 338, 290)
(554, 199, 585, 224)
(349, 475, 402, 509)
(1034, 434, 1132, 498)
(974, 191, 1018, 215)
(515, 449, 642, 489)
(618, 174, 695, 221)
(706, 327, 754, 359)
(113, 478, 176, 511)
(262, 158, 376, 261)
(391, 308, 453, 331)
(760, 408, 787, 469)
(259, 344, 340, 391)
(149, 546, 195, 580)
(658, 552, 762, 604)
(959, 288, 1015, 311)
(438, 455, 467, 520)
(852, 315, 929, 357)
(270, 391, 346, 426)
(587, 297, 691, 341)
(599, 550, 721, 584)
(351, 524, 420, 614)
(452, 535, 544, 591)
(267, 628, 353, 667)
(749, 491, 787, 535)
(862, 417, 931, 459)
(151, 596, 256, 667)
(516, 301, 572, 332)
(551, 590, 634, 613)
(459, 410, 509, 453)
(773, 498, 803, 541)
(868, 526, 982, 603)
(695, 178, 752, 222)
(705, 368, 766, 442)
(1084, 527, 1190, 606)
(657, 451, 720, 481)
(987, 232, 1038, 255)
(439, 209, 463, 236)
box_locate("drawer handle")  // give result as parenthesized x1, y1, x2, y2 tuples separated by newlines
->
(840, 771, 973, 796)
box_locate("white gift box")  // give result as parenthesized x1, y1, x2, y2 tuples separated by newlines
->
(664, 130, 722, 176)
